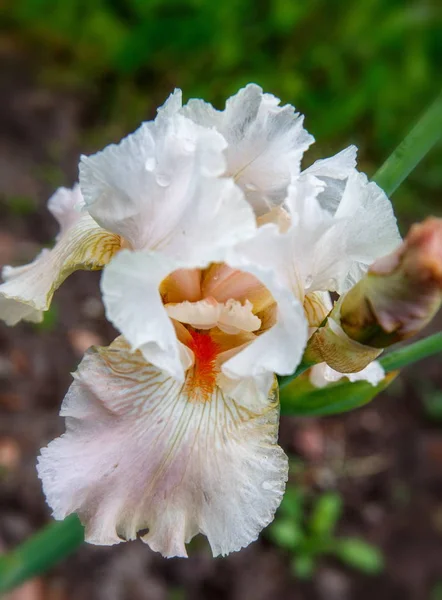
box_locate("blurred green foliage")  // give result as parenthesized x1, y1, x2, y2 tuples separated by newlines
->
(420, 383, 442, 421)
(268, 486, 384, 579)
(431, 582, 442, 600)
(3, 195, 37, 217)
(1, 0, 441, 219)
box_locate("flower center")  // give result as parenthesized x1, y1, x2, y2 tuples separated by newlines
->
(161, 263, 276, 399)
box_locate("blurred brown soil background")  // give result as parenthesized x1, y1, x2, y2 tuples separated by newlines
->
(1, 23, 442, 600)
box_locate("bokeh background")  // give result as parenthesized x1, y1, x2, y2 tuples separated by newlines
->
(0, 1, 442, 599)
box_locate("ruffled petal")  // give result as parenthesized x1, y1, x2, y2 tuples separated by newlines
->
(37, 338, 288, 558)
(334, 172, 402, 291)
(47, 183, 85, 238)
(165, 297, 222, 330)
(80, 113, 256, 257)
(182, 84, 314, 214)
(218, 299, 261, 333)
(166, 298, 261, 334)
(302, 146, 357, 215)
(309, 360, 385, 388)
(0, 200, 120, 326)
(284, 176, 351, 294)
(280, 171, 401, 296)
(222, 231, 308, 379)
(303, 145, 357, 180)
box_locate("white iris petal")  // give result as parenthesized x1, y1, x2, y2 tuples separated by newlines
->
(310, 360, 385, 388)
(0, 185, 120, 325)
(38, 338, 288, 558)
(80, 113, 255, 258)
(175, 83, 314, 215)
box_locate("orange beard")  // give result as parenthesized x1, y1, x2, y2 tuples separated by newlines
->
(184, 329, 220, 402)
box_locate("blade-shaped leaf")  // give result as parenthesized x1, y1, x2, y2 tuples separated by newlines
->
(373, 89, 442, 196)
(0, 515, 84, 594)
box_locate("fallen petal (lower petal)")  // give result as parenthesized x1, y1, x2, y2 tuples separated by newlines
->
(37, 337, 288, 558)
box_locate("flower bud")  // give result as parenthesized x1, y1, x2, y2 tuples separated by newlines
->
(304, 310, 382, 373)
(302, 217, 442, 375)
(340, 217, 442, 348)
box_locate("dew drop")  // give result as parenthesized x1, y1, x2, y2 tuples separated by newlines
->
(245, 183, 258, 191)
(305, 275, 313, 288)
(156, 173, 171, 187)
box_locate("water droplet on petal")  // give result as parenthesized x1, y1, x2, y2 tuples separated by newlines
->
(245, 183, 258, 191)
(156, 173, 171, 187)
(305, 275, 313, 288)
(145, 157, 156, 171)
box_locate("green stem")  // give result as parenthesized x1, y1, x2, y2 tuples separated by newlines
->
(380, 332, 442, 373)
(372, 90, 442, 196)
(278, 359, 313, 389)
(0, 515, 84, 594)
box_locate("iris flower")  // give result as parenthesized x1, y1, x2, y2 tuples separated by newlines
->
(0, 85, 400, 557)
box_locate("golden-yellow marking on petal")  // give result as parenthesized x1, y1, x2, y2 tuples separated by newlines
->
(47, 220, 122, 300)
(303, 292, 331, 329)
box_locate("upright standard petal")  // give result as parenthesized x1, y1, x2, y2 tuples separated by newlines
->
(181, 84, 314, 214)
(0, 187, 121, 326)
(335, 172, 401, 291)
(284, 176, 351, 294)
(234, 178, 348, 305)
(282, 172, 401, 295)
(302, 145, 358, 215)
(100, 170, 261, 379)
(80, 112, 256, 258)
(38, 338, 288, 558)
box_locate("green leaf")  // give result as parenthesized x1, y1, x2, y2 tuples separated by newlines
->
(309, 492, 343, 537)
(373, 89, 442, 196)
(334, 537, 384, 574)
(32, 304, 58, 332)
(422, 387, 442, 421)
(380, 332, 442, 373)
(291, 554, 316, 579)
(279, 372, 397, 417)
(0, 515, 84, 594)
(268, 518, 303, 551)
(278, 487, 304, 520)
